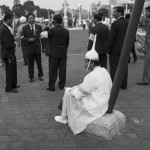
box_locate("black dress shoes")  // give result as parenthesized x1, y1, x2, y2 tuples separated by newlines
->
(39, 77, 44, 81)
(14, 85, 20, 89)
(58, 86, 64, 90)
(29, 78, 34, 82)
(46, 87, 55, 91)
(6, 89, 19, 93)
(121, 87, 127, 90)
(137, 81, 149, 85)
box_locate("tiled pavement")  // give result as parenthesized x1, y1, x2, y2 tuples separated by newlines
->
(0, 30, 150, 150)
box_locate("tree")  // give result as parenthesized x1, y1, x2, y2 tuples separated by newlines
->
(0, 5, 12, 13)
(12, 4, 25, 17)
(99, 8, 109, 17)
(91, 3, 97, 13)
(23, 0, 35, 14)
(82, 9, 89, 19)
(11, 0, 55, 19)
(48, 9, 55, 19)
(37, 8, 48, 18)
(14, 0, 20, 5)
(59, 9, 72, 18)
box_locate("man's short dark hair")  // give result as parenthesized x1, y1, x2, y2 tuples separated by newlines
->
(53, 14, 62, 24)
(93, 12, 103, 21)
(26, 13, 35, 19)
(3, 13, 13, 21)
(145, 6, 150, 12)
(125, 13, 130, 19)
(114, 6, 125, 16)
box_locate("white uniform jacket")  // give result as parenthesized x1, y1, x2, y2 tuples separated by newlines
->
(64, 66, 112, 134)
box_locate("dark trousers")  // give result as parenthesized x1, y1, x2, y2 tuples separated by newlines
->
(99, 54, 107, 69)
(5, 55, 17, 92)
(28, 53, 43, 78)
(41, 38, 49, 55)
(129, 45, 137, 62)
(21, 43, 28, 63)
(109, 55, 128, 89)
(48, 55, 67, 89)
(41, 38, 46, 52)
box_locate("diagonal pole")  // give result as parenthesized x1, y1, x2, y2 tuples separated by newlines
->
(107, 0, 145, 113)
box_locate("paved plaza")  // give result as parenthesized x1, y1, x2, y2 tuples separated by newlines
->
(0, 30, 150, 150)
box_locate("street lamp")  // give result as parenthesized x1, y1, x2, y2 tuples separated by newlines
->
(63, 0, 68, 28)
(110, 4, 113, 24)
(125, 2, 128, 14)
(78, 4, 82, 25)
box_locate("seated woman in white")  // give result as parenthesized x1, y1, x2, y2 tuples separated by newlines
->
(55, 49, 112, 135)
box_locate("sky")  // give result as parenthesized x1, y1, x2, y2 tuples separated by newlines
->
(0, 0, 110, 11)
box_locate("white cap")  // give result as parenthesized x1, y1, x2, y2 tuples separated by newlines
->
(85, 34, 99, 60)
(44, 19, 49, 22)
(20, 16, 26, 23)
(85, 49, 99, 60)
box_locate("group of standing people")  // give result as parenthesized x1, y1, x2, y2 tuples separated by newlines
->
(55, 5, 150, 135)
(0, 13, 69, 93)
(88, 6, 128, 89)
(87, 5, 150, 89)
(1, 5, 150, 136)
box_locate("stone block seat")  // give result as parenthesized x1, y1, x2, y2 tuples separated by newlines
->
(85, 110, 126, 140)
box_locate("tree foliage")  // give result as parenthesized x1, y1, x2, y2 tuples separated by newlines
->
(23, 0, 35, 14)
(59, 9, 72, 18)
(12, 4, 25, 17)
(99, 8, 109, 17)
(0, 5, 12, 14)
(91, 3, 97, 12)
(11, 0, 55, 19)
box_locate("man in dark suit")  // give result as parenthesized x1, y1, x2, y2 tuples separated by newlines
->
(108, 6, 128, 89)
(125, 13, 137, 63)
(41, 14, 69, 91)
(22, 13, 43, 82)
(0, 13, 19, 93)
(87, 12, 109, 69)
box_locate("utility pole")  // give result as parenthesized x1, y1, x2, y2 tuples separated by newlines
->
(107, 0, 145, 113)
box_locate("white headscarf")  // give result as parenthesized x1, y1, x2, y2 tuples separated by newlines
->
(85, 34, 99, 70)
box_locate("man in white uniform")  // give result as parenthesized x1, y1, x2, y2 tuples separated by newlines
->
(16, 16, 27, 65)
(54, 47, 112, 135)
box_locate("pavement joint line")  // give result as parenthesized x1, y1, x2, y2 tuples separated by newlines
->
(0, 58, 24, 66)
(0, 54, 84, 65)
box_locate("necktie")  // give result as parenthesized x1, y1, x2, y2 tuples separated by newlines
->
(31, 25, 34, 35)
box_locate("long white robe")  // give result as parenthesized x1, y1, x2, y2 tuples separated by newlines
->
(62, 66, 112, 135)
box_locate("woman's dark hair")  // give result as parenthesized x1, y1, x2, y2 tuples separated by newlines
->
(114, 6, 125, 16)
(26, 13, 35, 19)
(3, 13, 13, 21)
